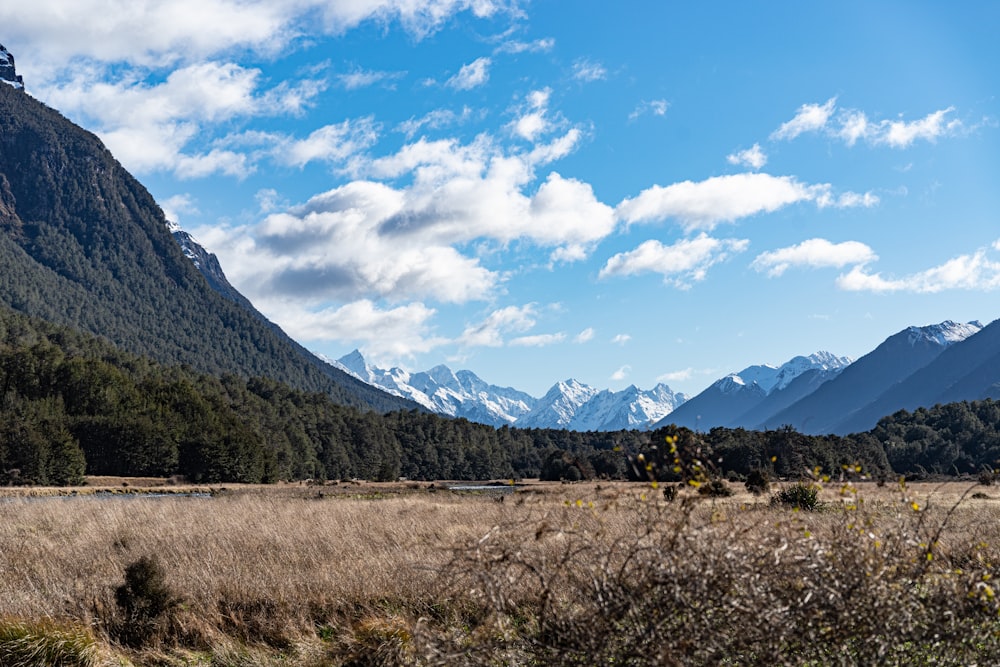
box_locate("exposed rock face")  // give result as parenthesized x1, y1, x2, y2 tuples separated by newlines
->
(0, 44, 24, 89)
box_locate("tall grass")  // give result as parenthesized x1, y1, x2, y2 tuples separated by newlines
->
(1, 480, 999, 664)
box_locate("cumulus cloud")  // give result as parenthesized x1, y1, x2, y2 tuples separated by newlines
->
(447, 56, 491, 90)
(160, 194, 198, 225)
(0, 0, 516, 69)
(264, 298, 446, 361)
(751, 238, 878, 277)
(611, 334, 631, 345)
(772, 97, 964, 148)
(38, 61, 327, 178)
(270, 118, 380, 168)
(726, 143, 767, 170)
(575, 327, 595, 343)
(616, 173, 876, 232)
(459, 305, 537, 347)
(836, 244, 1000, 293)
(599, 234, 749, 288)
(510, 88, 552, 141)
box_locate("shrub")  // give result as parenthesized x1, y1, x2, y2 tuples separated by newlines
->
(771, 482, 820, 511)
(744, 469, 770, 496)
(697, 478, 733, 497)
(112, 554, 180, 647)
(978, 469, 995, 486)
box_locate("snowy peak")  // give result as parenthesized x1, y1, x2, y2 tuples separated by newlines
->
(906, 320, 982, 348)
(334, 351, 535, 426)
(718, 351, 851, 396)
(518, 379, 600, 428)
(0, 44, 25, 90)
(568, 383, 688, 431)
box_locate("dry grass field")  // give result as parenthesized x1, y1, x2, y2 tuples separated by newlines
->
(2, 476, 1000, 665)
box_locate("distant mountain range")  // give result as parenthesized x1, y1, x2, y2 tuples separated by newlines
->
(329, 351, 688, 430)
(658, 320, 988, 436)
(332, 317, 999, 437)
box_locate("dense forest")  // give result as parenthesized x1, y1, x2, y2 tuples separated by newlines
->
(3, 305, 1000, 486)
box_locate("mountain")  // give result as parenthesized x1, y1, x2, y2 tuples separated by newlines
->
(0, 72, 413, 412)
(515, 379, 601, 429)
(760, 321, 983, 435)
(333, 350, 535, 426)
(565, 383, 686, 431)
(656, 352, 852, 430)
(836, 318, 1000, 433)
(0, 44, 24, 90)
(334, 350, 688, 430)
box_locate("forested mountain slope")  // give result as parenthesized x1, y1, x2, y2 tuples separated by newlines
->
(0, 83, 412, 412)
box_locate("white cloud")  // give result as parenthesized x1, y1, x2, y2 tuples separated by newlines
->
(611, 334, 631, 345)
(0, 0, 516, 70)
(771, 97, 837, 140)
(510, 333, 566, 347)
(628, 99, 668, 121)
(726, 143, 767, 170)
(837, 245, 1000, 293)
(38, 61, 326, 178)
(397, 106, 475, 138)
(616, 173, 874, 232)
(338, 68, 405, 90)
(599, 234, 749, 288)
(160, 194, 198, 225)
(273, 118, 380, 168)
(459, 305, 537, 347)
(610, 365, 630, 381)
(574, 327, 595, 343)
(494, 37, 555, 54)
(511, 88, 552, 141)
(751, 238, 878, 277)
(772, 97, 964, 148)
(266, 299, 446, 362)
(447, 56, 491, 90)
(879, 107, 961, 148)
(572, 58, 607, 82)
(657, 368, 693, 383)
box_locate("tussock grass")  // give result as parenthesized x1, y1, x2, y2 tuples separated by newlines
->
(1, 480, 999, 664)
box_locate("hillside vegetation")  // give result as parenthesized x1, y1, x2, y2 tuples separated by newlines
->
(5, 304, 1000, 486)
(0, 83, 412, 413)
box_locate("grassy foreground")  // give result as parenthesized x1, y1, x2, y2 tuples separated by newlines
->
(2, 477, 1000, 665)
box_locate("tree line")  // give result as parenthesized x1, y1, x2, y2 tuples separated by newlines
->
(3, 305, 1000, 486)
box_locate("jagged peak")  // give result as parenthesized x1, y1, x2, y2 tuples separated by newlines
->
(906, 320, 982, 347)
(0, 43, 25, 90)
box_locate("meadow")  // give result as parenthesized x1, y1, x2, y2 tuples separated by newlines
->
(2, 476, 1000, 666)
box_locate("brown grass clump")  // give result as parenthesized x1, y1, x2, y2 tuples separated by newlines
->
(0, 479, 1000, 664)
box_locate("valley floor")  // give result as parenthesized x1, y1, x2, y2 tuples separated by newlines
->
(2, 477, 1000, 665)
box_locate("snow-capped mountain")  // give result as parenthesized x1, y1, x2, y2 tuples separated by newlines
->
(514, 379, 601, 429)
(658, 352, 852, 430)
(329, 351, 687, 430)
(760, 320, 983, 435)
(566, 384, 687, 431)
(0, 44, 24, 90)
(332, 350, 536, 426)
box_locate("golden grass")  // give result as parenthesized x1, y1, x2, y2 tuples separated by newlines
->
(0, 478, 999, 664)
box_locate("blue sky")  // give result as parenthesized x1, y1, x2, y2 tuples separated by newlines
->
(3, 1, 999, 397)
